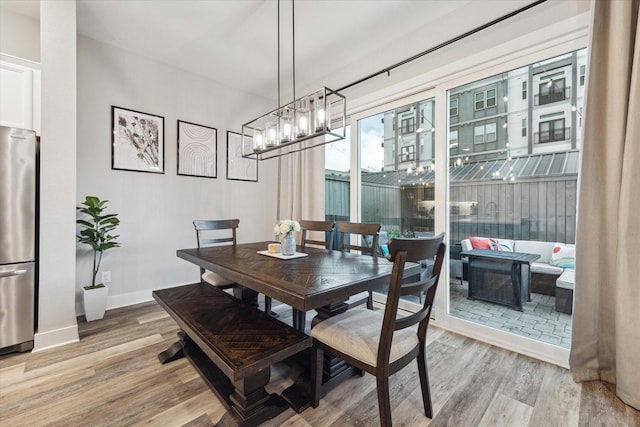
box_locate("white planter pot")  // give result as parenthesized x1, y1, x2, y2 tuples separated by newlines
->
(83, 285, 108, 321)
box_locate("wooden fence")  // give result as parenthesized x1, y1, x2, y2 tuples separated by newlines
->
(326, 174, 577, 244)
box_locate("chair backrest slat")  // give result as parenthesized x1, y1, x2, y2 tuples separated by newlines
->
(299, 220, 336, 250)
(399, 275, 437, 297)
(193, 219, 240, 275)
(337, 221, 381, 256)
(193, 219, 239, 247)
(394, 310, 429, 330)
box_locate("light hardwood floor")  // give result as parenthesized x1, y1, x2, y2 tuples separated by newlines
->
(1, 300, 638, 427)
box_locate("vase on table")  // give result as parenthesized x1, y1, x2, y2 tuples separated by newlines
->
(281, 234, 296, 256)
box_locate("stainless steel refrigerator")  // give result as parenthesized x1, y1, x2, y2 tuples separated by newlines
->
(0, 125, 36, 354)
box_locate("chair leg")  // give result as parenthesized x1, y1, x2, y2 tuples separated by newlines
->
(376, 374, 392, 427)
(417, 347, 433, 418)
(367, 290, 374, 310)
(311, 346, 324, 408)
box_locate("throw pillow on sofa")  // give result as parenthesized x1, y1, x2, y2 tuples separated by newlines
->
(490, 238, 513, 252)
(469, 236, 491, 249)
(550, 244, 575, 268)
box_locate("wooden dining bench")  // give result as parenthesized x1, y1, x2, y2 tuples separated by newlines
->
(153, 282, 312, 426)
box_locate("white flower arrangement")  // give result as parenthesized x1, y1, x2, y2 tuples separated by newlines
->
(274, 219, 301, 236)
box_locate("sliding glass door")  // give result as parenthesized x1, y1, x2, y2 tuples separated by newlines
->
(323, 41, 585, 366)
(446, 48, 585, 349)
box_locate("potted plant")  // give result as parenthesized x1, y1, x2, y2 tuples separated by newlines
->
(76, 196, 120, 321)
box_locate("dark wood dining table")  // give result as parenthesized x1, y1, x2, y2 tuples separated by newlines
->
(177, 241, 419, 317)
(177, 241, 420, 411)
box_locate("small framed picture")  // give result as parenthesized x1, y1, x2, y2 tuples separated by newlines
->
(177, 120, 217, 178)
(227, 131, 258, 182)
(111, 106, 164, 174)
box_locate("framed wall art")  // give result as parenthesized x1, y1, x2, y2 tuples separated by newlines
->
(111, 106, 164, 173)
(227, 131, 258, 182)
(177, 120, 217, 178)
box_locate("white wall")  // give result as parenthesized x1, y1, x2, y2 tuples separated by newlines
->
(0, 8, 40, 62)
(76, 36, 279, 313)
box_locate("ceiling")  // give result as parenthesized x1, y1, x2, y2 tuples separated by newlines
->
(2, 0, 576, 101)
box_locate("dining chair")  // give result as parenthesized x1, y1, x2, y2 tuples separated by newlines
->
(300, 219, 336, 250)
(291, 220, 336, 331)
(311, 233, 446, 426)
(193, 219, 273, 314)
(193, 219, 239, 291)
(337, 221, 381, 310)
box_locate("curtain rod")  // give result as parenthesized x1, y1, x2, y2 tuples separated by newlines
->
(336, 0, 548, 93)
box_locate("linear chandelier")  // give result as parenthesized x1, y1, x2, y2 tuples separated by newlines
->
(242, 0, 346, 161)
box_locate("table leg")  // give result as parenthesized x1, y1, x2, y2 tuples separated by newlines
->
(162, 332, 288, 426)
(511, 263, 524, 311)
(158, 330, 187, 364)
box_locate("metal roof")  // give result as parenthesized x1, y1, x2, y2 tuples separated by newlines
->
(326, 151, 580, 187)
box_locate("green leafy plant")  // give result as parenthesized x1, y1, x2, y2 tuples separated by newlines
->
(76, 196, 120, 290)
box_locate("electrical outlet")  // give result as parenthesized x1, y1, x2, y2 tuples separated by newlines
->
(102, 271, 111, 284)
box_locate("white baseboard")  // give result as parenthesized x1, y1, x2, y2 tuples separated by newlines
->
(33, 324, 79, 352)
(106, 289, 154, 310)
(76, 282, 195, 314)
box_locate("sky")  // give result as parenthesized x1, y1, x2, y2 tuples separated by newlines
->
(325, 113, 384, 172)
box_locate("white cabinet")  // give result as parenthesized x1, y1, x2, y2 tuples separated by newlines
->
(0, 56, 41, 133)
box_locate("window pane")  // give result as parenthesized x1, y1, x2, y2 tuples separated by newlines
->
(325, 126, 351, 238)
(450, 98, 459, 116)
(486, 88, 496, 107)
(474, 125, 484, 144)
(485, 123, 497, 142)
(447, 48, 586, 349)
(358, 98, 436, 304)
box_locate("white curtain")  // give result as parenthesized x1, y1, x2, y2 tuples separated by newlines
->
(276, 148, 326, 232)
(570, 0, 640, 410)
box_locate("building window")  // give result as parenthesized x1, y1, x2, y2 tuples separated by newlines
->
(449, 129, 458, 148)
(400, 145, 415, 162)
(450, 98, 458, 117)
(475, 92, 485, 110)
(539, 78, 566, 104)
(486, 123, 497, 142)
(522, 118, 527, 137)
(539, 118, 566, 143)
(474, 122, 497, 144)
(400, 117, 415, 134)
(474, 88, 497, 111)
(522, 81, 527, 100)
(486, 88, 496, 108)
(580, 65, 586, 86)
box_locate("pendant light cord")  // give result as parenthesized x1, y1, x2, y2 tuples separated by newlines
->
(277, 0, 281, 110)
(292, 0, 296, 103)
